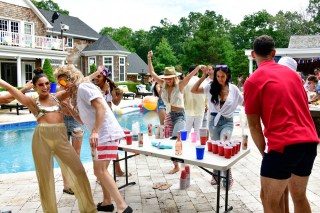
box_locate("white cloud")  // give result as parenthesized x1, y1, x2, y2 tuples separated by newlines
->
(53, 0, 309, 32)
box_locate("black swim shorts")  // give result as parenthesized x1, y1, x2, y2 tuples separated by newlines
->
(261, 142, 318, 179)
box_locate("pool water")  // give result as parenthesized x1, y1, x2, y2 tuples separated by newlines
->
(0, 110, 160, 174)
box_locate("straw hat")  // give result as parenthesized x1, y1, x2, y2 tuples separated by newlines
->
(159, 67, 181, 78)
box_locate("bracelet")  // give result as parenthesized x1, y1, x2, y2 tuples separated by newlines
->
(147, 57, 151, 60)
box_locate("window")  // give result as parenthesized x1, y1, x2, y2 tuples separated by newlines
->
(88, 57, 96, 72)
(0, 19, 8, 31)
(103, 56, 113, 80)
(24, 23, 32, 35)
(25, 64, 33, 82)
(67, 37, 73, 48)
(11, 21, 19, 33)
(119, 57, 125, 82)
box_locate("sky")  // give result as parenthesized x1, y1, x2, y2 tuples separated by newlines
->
(52, 0, 310, 33)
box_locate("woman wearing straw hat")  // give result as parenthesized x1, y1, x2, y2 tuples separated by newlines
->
(147, 50, 205, 174)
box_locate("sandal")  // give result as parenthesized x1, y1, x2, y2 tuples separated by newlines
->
(158, 183, 172, 191)
(97, 202, 114, 212)
(63, 188, 74, 195)
(152, 182, 167, 189)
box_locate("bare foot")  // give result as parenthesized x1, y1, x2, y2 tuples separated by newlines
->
(168, 167, 180, 174)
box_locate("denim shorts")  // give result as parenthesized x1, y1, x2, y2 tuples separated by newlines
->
(64, 115, 84, 138)
(261, 142, 318, 179)
(157, 99, 166, 110)
(208, 112, 233, 140)
(169, 110, 186, 137)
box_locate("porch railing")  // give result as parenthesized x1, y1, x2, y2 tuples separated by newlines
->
(0, 30, 64, 51)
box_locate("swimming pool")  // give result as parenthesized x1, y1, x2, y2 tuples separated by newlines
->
(0, 110, 160, 174)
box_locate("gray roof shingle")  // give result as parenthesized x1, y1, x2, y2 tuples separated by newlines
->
(289, 35, 320, 48)
(39, 9, 100, 40)
(82, 35, 128, 51)
(128, 53, 148, 74)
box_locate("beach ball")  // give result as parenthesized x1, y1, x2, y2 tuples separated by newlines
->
(143, 96, 158, 111)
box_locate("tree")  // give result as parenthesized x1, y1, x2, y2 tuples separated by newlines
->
(31, 0, 69, 15)
(307, 0, 320, 33)
(43, 59, 56, 82)
(152, 38, 177, 75)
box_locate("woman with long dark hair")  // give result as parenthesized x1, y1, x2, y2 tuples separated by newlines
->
(191, 64, 243, 189)
(0, 68, 96, 213)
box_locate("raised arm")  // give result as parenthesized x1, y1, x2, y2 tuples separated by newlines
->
(0, 79, 34, 110)
(191, 68, 208, 94)
(147, 51, 164, 86)
(85, 65, 104, 81)
(179, 65, 205, 91)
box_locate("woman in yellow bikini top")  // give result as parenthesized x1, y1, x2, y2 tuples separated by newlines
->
(34, 95, 62, 120)
(0, 68, 97, 213)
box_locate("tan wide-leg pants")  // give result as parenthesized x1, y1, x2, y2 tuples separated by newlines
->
(32, 123, 97, 213)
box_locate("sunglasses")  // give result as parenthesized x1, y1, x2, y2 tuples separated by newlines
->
(215, 65, 229, 72)
(58, 78, 70, 87)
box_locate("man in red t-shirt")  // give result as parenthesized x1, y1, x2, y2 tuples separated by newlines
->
(244, 35, 319, 213)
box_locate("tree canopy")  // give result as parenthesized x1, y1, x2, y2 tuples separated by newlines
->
(31, 0, 69, 15)
(32, 0, 318, 80)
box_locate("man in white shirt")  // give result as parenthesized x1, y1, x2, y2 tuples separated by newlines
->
(184, 65, 207, 135)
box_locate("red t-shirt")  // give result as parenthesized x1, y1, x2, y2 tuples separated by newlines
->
(244, 60, 318, 153)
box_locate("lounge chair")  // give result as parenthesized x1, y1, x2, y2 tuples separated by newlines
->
(136, 84, 152, 98)
(117, 85, 136, 99)
(0, 91, 37, 115)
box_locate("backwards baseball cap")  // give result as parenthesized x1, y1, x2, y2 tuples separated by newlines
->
(101, 67, 111, 77)
(278, 57, 297, 71)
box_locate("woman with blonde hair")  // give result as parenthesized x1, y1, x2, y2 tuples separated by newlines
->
(147, 50, 205, 174)
(54, 64, 132, 213)
(0, 68, 96, 213)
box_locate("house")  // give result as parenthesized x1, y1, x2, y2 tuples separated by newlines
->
(81, 34, 130, 82)
(127, 52, 148, 83)
(245, 35, 320, 75)
(0, 0, 148, 87)
(0, 0, 67, 86)
(38, 9, 100, 69)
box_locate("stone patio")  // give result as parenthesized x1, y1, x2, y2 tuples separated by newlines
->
(0, 99, 319, 213)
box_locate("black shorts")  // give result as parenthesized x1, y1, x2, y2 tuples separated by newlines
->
(261, 142, 318, 179)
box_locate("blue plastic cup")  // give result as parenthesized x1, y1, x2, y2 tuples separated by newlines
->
(180, 130, 188, 141)
(196, 145, 205, 160)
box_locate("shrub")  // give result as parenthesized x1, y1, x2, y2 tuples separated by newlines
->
(43, 59, 56, 82)
(89, 63, 97, 75)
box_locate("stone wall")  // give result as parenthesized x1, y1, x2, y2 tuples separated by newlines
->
(65, 39, 95, 70)
(0, 2, 46, 36)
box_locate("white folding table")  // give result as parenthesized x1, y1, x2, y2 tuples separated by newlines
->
(113, 134, 250, 213)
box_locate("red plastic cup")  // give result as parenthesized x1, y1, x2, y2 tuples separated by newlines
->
(212, 141, 218, 154)
(231, 144, 236, 156)
(237, 142, 241, 153)
(124, 130, 131, 135)
(207, 141, 212, 152)
(200, 136, 207, 145)
(126, 134, 133, 145)
(218, 144, 224, 156)
(224, 146, 232, 159)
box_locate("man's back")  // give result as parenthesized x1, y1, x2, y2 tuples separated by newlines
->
(244, 60, 318, 152)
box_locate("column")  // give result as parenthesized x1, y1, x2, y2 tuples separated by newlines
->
(17, 56, 22, 87)
(249, 57, 253, 75)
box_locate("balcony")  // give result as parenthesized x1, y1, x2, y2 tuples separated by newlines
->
(0, 30, 64, 51)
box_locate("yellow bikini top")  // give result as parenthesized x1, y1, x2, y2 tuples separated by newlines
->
(34, 95, 62, 120)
